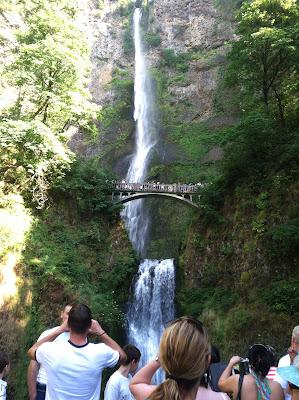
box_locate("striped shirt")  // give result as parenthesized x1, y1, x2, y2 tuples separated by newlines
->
(266, 366, 277, 380)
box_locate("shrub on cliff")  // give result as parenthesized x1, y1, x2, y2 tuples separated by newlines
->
(52, 158, 120, 216)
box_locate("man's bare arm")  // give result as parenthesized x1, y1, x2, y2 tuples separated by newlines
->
(89, 320, 126, 364)
(27, 360, 40, 400)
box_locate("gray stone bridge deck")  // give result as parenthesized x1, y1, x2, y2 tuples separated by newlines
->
(111, 182, 201, 208)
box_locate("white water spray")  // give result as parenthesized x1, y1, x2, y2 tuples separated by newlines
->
(127, 259, 175, 383)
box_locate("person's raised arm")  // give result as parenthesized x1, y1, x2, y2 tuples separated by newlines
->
(27, 360, 40, 400)
(218, 356, 241, 395)
(89, 320, 126, 364)
(129, 359, 160, 400)
(27, 320, 68, 360)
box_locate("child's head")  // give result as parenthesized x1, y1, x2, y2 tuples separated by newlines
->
(0, 351, 10, 377)
(122, 344, 141, 373)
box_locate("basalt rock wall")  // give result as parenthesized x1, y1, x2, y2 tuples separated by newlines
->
(69, 0, 237, 163)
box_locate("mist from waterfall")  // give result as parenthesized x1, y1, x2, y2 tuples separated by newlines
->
(123, 7, 175, 384)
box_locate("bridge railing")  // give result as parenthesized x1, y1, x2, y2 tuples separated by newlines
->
(111, 182, 200, 194)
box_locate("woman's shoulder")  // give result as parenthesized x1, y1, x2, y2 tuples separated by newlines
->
(268, 379, 284, 393)
(196, 386, 230, 400)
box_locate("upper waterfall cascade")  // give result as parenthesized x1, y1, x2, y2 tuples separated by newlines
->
(121, 7, 157, 256)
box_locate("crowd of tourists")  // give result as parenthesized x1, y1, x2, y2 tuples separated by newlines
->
(0, 303, 298, 400)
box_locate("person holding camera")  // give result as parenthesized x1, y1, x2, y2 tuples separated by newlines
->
(218, 344, 283, 400)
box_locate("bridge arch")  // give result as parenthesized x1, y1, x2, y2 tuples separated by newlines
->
(115, 192, 199, 209)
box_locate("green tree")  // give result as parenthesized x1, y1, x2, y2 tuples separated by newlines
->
(0, 119, 72, 207)
(5, 0, 95, 131)
(226, 0, 299, 125)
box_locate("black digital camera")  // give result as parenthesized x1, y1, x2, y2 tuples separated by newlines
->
(239, 358, 250, 375)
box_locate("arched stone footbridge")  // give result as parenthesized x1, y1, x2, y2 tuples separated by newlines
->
(111, 182, 200, 208)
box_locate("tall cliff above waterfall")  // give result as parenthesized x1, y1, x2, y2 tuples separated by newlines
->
(64, 0, 237, 162)
(86, 0, 236, 120)
(151, 0, 235, 51)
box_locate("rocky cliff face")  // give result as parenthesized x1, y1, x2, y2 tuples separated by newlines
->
(152, 0, 234, 51)
(87, 0, 235, 121)
(88, 0, 134, 104)
(149, 0, 235, 120)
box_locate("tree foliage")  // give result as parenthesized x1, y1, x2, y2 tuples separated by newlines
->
(0, 0, 100, 208)
(3, 0, 95, 131)
(0, 119, 72, 207)
(226, 0, 299, 124)
(53, 159, 121, 216)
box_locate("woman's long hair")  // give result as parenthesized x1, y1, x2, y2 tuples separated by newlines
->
(148, 316, 211, 400)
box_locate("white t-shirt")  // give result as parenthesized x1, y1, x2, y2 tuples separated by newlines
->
(36, 326, 70, 384)
(36, 340, 119, 400)
(275, 354, 291, 400)
(0, 378, 7, 400)
(104, 371, 134, 400)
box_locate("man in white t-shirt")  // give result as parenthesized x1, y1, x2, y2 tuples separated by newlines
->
(28, 303, 126, 400)
(104, 344, 141, 400)
(0, 351, 10, 400)
(275, 325, 299, 400)
(27, 304, 72, 400)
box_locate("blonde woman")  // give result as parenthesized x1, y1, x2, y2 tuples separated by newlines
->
(130, 316, 211, 400)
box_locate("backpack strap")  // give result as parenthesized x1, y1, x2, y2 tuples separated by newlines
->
(236, 374, 244, 400)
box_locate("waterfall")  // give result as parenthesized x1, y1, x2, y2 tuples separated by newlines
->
(127, 259, 175, 383)
(123, 7, 175, 383)
(121, 8, 157, 256)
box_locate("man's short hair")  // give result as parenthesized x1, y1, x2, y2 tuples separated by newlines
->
(122, 345, 141, 366)
(293, 326, 299, 343)
(0, 351, 9, 374)
(68, 304, 92, 334)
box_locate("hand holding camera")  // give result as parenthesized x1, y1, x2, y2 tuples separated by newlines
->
(228, 356, 250, 375)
